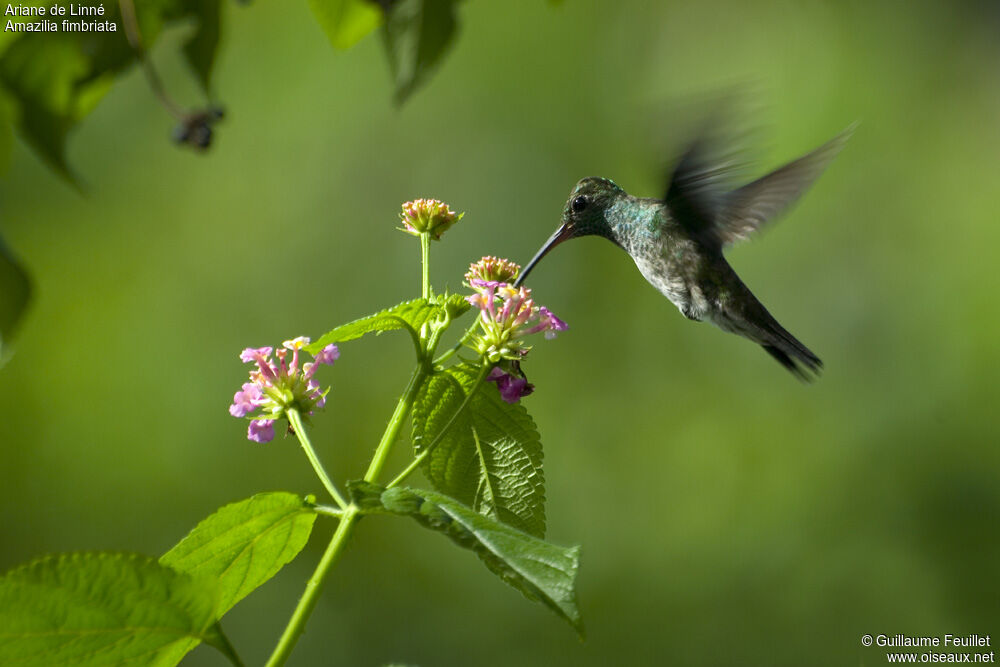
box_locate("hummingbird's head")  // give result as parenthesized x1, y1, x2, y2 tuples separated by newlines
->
(560, 177, 624, 240)
(515, 177, 624, 286)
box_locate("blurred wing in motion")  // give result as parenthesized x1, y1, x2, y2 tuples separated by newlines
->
(666, 122, 855, 248)
(715, 124, 855, 245)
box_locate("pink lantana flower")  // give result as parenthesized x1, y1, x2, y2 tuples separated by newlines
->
(464, 260, 568, 363)
(229, 337, 339, 443)
(463, 255, 567, 402)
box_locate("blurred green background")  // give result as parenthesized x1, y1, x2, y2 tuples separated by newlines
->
(2, 1, 999, 665)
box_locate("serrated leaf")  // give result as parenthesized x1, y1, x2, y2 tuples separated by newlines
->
(310, 0, 384, 49)
(0, 231, 31, 364)
(308, 297, 442, 352)
(350, 482, 582, 635)
(434, 291, 471, 320)
(161, 492, 317, 615)
(381, 0, 459, 104)
(412, 363, 546, 537)
(0, 552, 241, 666)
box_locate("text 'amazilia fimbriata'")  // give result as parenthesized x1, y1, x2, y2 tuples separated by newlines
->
(515, 124, 854, 379)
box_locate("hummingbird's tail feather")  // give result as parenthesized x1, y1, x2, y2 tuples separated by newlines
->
(757, 320, 823, 380)
(710, 260, 823, 379)
(761, 343, 819, 381)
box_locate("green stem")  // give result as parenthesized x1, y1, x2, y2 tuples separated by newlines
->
(364, 363, 428, 483)
(387, 363, 491, 489)
(264, 506, 360, 667)
(214, 623, 245, 667)
(312, 504, 344, 519)
(288, 408, 347, 510)
(420, 232, 430, 300)
(433, 319, 479, 366)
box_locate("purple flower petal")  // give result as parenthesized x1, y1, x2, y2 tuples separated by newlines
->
(248, 419, 275, 443)
(309, 379, 327, 408)
(498, 375, 534, 403)
(313, 344, 340, 365)
(240, 346, 272, 363)
(229, 382, 263, 418)
(470, 278, 505, 289)
(487, 368, 534, 403)
(539, 306, 568, 339)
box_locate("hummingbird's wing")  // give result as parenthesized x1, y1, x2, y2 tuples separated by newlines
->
(665, 124, 854, 248)
(713, 124, 855, 245)
(664, 132, 746, 241)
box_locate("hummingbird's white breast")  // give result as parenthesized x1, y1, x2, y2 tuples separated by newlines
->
(630, 254, 710, 322)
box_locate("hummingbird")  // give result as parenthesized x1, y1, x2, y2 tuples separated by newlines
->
(515, 125, 853, 379)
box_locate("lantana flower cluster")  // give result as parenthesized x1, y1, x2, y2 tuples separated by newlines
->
(464, 256, 568, 403)
(399, 198, 463, 240)
(229, 337, 339, 443)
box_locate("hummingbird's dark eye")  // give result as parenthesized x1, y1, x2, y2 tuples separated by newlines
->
(571, 196, 588, 213)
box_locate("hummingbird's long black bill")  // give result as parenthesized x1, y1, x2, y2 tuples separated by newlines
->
(514, 223, 572, 287)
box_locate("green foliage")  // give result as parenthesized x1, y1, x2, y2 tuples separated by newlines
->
(161, 492, 317, 616)
(350, 481, 582, 635)
(0, 0, 503, 178)
(0, 552, 240, 666)
(181, 0, 223, 93)
(156, 493, 315, 665)
(381, 0, 460, 104)
(308, 294, 468, 352)
(309, 0, 384, 50)
(0, 1, 219, 180)
(0, 232, 30, 362)
(412, 363, 546, 537)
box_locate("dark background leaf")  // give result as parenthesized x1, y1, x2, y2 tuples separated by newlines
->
(381, 0, 459, 104)
(0, 0, 221, 180)
(181, 0, 223, 93)
(0, 232, 30, 361)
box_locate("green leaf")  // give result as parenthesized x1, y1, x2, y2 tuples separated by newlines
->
(350, 482, 583, 635)
(0, 88, 15, 174)
(434, 291, 471, 320)
(308, 297, 442, 351)
(161, 492, 317, 616)
(412, 363, 546, 537)
(0, 231, 31, 364)
(0, 1, 222, 180)
(156, 493, 314, 664)
(0, 34, 109, 181)
(310, 0, 384, 49)
(381, 0, 460, 104)
(180, 0, 222, 93)
(0, 552, 241, 666)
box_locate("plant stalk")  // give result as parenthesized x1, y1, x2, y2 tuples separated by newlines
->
(364, 364, 428, 483)
(420, 232, 430, 300)
(288, 408, 347, 510)
(264, 506, 359, 667)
